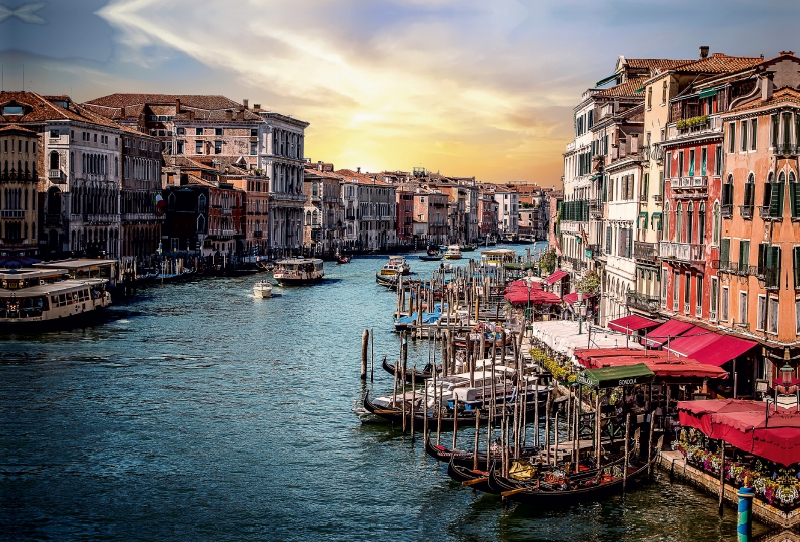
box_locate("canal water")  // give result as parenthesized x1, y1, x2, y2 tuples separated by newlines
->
(1, 246, 766, 541)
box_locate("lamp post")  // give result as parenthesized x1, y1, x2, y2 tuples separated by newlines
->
(576, 290, 585, 335)
(525, 270, 535, 324)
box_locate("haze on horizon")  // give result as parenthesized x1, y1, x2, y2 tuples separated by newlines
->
(0, 0, 797, 184)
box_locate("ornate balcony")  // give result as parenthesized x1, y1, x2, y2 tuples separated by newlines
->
(773, 144, 800, 157)
(758, 205, 783, 222)
(626, 292, 660, 315)
(659, 241, 704, 264)
(720, 204, 733, 218)
(0, 209, 25, 219)
(633, 241, 659, 263)
(739, 205, 754, 220)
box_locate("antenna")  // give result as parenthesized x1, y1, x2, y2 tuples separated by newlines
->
(22, 64, 24, 91)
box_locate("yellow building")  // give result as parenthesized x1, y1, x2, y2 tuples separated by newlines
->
(0, 124, 39, 256)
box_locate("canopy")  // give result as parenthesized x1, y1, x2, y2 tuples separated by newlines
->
(608, 315, 660, 334)
(697, 86, 723, 99)
(643, 319, 697, 347)
(563, 291, 596, 305)
(504, 280, 562, 306)
(575, 348, 728, 380)
(678, 399, 800, 466)
(664, 329, 722, 357)
(530, 321, 643, 361)
(691, 335, 758, 367)
(577, 363, 655, 389)
(544, 270, 568, 285)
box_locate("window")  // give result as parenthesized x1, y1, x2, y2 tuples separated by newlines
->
(698, 202, 706, 243)
(641, 173, 649, 200)
(750, 118, 757, 150)
(673, 270, 680, 311)
(176, 127, 185, 136)
(710, 277, 719, 320)
(647, 87, 653, 108)
(689, 149, 695, 176)
(729, 122, 736, 153)
(794, 247, 800, 288)
(678, 151, 684, 177)
(796, 298, 800, 334)
(215, 128, 223, 136)
(177, 140, 185, 154)
(722, 175, 734, 207)
(250, 141, 257, 155)
(770, 172, 785, 218)
(195, 140, 203, 154)
(720, 237, 730, 267)
(214, 141, 223, 154)
(676, 203, 683, 242)
(767, 297, 779, 334)
(744, 174, 755, 210)
(701, 147, 707, 175)
(196, 127, 203, 136)
(250, 128, 258, 137)
(741, 120, 748, 151)
(739, 292, 747, 324)
(721, 286, 729, 321)
(662, 80, 668, 103)
(756, 295, 766, 331)
(696, 275, 703, 315)
(714, 145, 722, 176)
(684, 272, 691, 313)
(662, 269, 668, 306)
(663, 201, 670, 239)
(739, 240, 750, 273)
(687, 202, 694, 243)
(790, 171, 800, 218)
(665, 152, 672, 178)
(771, 114, 779, 147)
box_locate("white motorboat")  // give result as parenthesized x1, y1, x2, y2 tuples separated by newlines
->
(444, 245, 462, 260)
(253, 280, 273, 298)
(273, 258, 324, 286)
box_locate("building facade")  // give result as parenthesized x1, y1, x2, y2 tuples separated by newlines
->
(0, 124, 39, 257)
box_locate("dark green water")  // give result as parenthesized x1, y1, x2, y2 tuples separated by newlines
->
(0, 248, 763, 541)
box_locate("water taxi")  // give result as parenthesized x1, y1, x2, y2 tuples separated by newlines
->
(0, 267, 111, 329)
(480, 248, 516, 267)
(444, 245, 462, 260)
(253, 280, 273, 298)
(378, 256, 410, 278)
(273, 258, 324, 286)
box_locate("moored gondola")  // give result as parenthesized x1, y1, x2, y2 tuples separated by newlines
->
(447, 459, 494, 493)
(362, 391, 507, 430)
(382, 356, 436, 383)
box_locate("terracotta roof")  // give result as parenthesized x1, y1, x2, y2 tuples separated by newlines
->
(677, 54, 762, 74)
(625, 59, 693, 72)
(0, 123, 37, 135)
(595, 78, 646, 98)
(86, 93, 243, 110)
(0, 91, 122, 129)
(335, 168, 391, 186)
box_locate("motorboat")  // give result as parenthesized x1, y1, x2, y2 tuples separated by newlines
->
(253, 280, 273, 298)
(481, 249, 516, 268)
(388, 255, 411, 275)
(273, 258, 324, 285)
(444, 245, 462, 260)
(377, 256, 410, 283)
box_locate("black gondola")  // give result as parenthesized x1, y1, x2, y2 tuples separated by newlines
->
(419, 254, 443, 261)
(382, 357, 436, 383)
(425, 434, 539, 471)
(487, 456, 653, 506)
(363, 391, 505, 430)
(447, 459, 494, 493)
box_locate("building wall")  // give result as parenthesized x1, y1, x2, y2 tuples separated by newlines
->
(0, 130, 39, 255)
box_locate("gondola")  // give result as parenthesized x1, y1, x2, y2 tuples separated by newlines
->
(447, 459, 494, 493)
(425, 433, 539, 471)
(419, 253, 443, 261)
(362, 391, 510, 430)
(487, 455, 653, 506)
(337, 255, 352, 264)
(382, 357, 436, 383)
(375, 273, 399, 289)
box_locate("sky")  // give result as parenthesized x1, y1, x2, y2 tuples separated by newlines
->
(1, 0, 799, 185)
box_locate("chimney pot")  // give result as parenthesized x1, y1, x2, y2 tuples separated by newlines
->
(243, 99, 249, 109)
(699, 46, 709, 58)
(175, 98, 181, 113)
(780, 51, 795, 56)
(253, 104, 261, 111)
(357, 167, 361, 173)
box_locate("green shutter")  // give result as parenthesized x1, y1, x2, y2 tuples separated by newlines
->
(739, 240, 750, 273)
(758, 243, 767, 272)
(720, 238, 730, 266)
(791, 181, 800, 218)
(769, 182, 782, 217)
(794, 247, 800, 288)
(701, 149, 707, 175)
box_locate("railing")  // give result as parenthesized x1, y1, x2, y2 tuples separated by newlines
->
(84, 214, 117, 224)
(626, 292, 660, 314)
(48, 169, 63, 181)
(773, 144, 800, 156)
(0, 209, 25, 218)
(45, 213, 61, 226)
(758, 205, 783, 221)
(720, 204, 733, 218)
(561, 256, 587, 271)
(692, 176, 708, 188)
(715, 260, 759, 276)
(756, 266, 780, 289)
(659, 241, 705, 263)
(253, 231, 263, 238)
(653, 194, 663, 203)
(739, 205, 754, 219)
(222, 208, 232, 215)
(633, 241, 659, 262)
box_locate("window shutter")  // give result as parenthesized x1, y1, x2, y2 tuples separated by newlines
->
(739, 240, 750, 273)
(605, 226, 612, 254)
(720, 238, 730, 266)
(794, 247, 800, 288)
(770, 181, 783, 217)
(791, 181, 800, 217)
(626, 229, 632, 258)
(778, 181, 785, 217)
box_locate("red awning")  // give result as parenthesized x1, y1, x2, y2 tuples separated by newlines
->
(643, 319, 697, 347)
(544, 269, 568, 285)
(608, 315, 660, 334)
(690, 335, 758, 367)
(678, 399, 800, 466)
(664, 330, 722, 357)
(575, 348, 728, 380)
(504, 281, 562, 305)
(563, 292, 595, 305)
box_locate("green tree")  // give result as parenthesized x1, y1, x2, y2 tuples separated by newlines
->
(539, 248, 556, 275)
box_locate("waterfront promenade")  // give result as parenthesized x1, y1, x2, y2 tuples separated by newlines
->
(0, 252, 758, 541)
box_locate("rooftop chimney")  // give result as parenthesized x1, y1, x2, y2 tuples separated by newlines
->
(253, 104, 261, 111)
(175, 98, 181, 113)
(226, 110, 233, 120)
(357, 167, 361, 173)
(780, 51, 795, 56)
(243, 99, 249, 109)
(699, 46, 709, 59)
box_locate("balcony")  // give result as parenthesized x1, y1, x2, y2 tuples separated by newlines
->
(48, 169, 64, 182)
(758, 205, 783, 222)
(720, 204, 733, 218)
(222, 208, 232, 215)
(561, 255, 587, 271)
(739, 205, 754, 220)
(84, 214, 117, 224)
(773, 144, 800, 157)
(653, 194, 663, 204)
(626, 292, 661, 315)
(0, 209, 25, 219)
(253, 231, 263, 238)
(659, 241, 705, 264)
(633, 241, 659, 263)
(756, 266, 780, 289)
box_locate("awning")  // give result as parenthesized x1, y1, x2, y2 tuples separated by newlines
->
(595, 73, 618, 87)
(504, 280, 562, 306)
(678, 399, 800, 466)
(634, 86, 645, 94)
(544, 269, 569, 285)
(575, 349, 728, 381)
(589, 173, 601, 181)
(697, 86, 723, 99)
(577, 363, 655, 389)
(690, 335, 758, 367)
(664, 328, 722, 357)
(643, 319, 697, 347)
(608, 315, 660, 334)
(650, 212, 662, 230)
(563, 291, 596, 305)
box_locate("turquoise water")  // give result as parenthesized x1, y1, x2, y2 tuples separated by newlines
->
(0, 245, 758, 541)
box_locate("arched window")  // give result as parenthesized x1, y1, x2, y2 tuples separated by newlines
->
(790, 171, 799, 218)
(662, 80, 668, 103)
(676, 202, 683, 243)
(663, 201, 670, 239)
(698, 202, 706, 244)
(712, 202, 720, 245)
(49, 151, 59, 170)
(687, 202, 694, 244)
(722, 174, 734, 212)
(743, 173, 755, 212)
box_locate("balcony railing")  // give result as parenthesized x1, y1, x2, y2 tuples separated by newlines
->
(773, 144, 800, 156)
(221, 208, 232, 215)
(720, 204, 733, 218)
(48, 169, 64, 182)
(653, 194, 663, 203)
(739, 205, 754, 220)
(253, 231, 263, 238)
(659, 241, 705, 263)
(561, 256, 587, 271)
(633, 241, 659, 263)
(758, 205, 783, 221)
(45, 213, 61, 226)
(626, 292, 660, 314)
(0, 209, 25, 219)
(756, 266, 780, 289)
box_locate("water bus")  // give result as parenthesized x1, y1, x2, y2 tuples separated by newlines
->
(273, 258, 324, 286)
(444, 245, 462, 260)
(480, 249, 516, 268)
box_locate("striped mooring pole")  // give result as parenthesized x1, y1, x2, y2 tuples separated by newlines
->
(737, 486, 754, 542)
